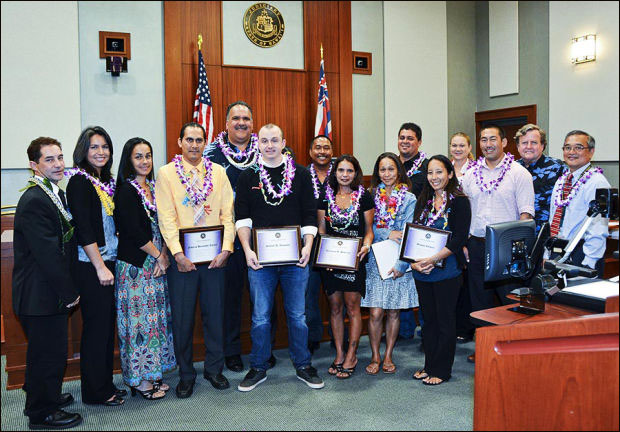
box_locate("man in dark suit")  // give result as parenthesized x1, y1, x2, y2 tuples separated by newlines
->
(13, 137, 83, 430)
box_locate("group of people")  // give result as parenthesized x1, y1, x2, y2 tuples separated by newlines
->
(12, 99, 611, 429)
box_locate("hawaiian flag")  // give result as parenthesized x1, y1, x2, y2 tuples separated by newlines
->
(193, 50, 214, 143)
(314, 58, 332, 139)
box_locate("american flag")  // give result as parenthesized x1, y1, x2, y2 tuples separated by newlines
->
(193, 50, 214, 143)
(314, 58, 332, 139)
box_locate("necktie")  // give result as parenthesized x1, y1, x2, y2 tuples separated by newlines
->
(550, 173, 573, 237)
(190, 168, 206, 226)
(58, 189, 68, 210)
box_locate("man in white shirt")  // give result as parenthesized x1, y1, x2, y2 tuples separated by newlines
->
(548, 130, 610, 277)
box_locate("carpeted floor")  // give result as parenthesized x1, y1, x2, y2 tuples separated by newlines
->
(1, 335, 475, 431)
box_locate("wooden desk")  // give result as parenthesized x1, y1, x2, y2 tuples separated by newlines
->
(470, 301, 592, 327)
(473, 296, 619, 431)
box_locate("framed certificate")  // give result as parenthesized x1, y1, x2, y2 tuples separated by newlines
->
(400, 223, 451, 268)
(179, 225, 224, 265)
(252, 226, 302, 266)
(314, 235, 362, 271)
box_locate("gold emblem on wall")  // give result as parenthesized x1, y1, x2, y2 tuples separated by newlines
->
(243, 3, 285, 48)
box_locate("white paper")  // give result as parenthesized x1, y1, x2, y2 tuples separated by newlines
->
(563, 280, 619, 300)
(371, 239, 411, 280)
(1, 229, 14, 243)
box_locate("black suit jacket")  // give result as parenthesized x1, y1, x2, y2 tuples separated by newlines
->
(12, 185, 79, 316)
(114, 182, 154, 267)
(66, 174, 106, 247)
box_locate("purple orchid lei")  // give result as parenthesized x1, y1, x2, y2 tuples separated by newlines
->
(257, 154, 296, 206)
(453, 158, 476, 174)
(309, 162, 332, 199)
(129, 179, 157, 224)
(325, 183, 365, 230)
(64, 167, 116, 197)
(406, 151, 427, 177)
(173, 155, 214, 205)
(473, 152, 514, 194)
(373, 183, 409, 229)
(215, 131, 259, 166)
(554, 165, 603, 208)
(420, 191, 453, 227)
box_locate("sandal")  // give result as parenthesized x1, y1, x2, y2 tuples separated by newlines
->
(382, 362, 396, 374)
(422, 376, 447, 386)
(153, 379, 170, 392)
(365, 361, 381, 375)
(130, 386, 166, 400)
(336, 364, 357, 380)
(413, 369, 428, 380)
(328, 362, 344, 375)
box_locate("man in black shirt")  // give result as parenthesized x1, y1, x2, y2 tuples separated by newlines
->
(235, 124, 324, 392)
(396, 122, 427, 344)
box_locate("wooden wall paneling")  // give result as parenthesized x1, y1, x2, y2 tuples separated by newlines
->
(180, 1, 222, 66)
(303, 1, 341, 73)
(164, 1, 184, 163)
(337, 1, 353, 156)
(263, 69, 308, 163)
(221, 67, 267, 129)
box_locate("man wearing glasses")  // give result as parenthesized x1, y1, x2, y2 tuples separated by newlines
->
(548, 130, 610, 276)
(515, 124, 565, 234)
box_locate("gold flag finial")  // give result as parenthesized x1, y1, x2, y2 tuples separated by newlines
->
(198, 34, 203, 51)
(320, 44, 323, 59)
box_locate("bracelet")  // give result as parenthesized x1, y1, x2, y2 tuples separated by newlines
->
(155, 250, 162, 260)
(363, 244, 371, 249)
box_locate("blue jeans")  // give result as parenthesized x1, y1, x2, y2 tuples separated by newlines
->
(400, 308, 424, 338)
(248, 265, 311, 370)
(305, 269, 324, 343)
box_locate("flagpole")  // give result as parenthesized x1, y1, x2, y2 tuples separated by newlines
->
(320, 43, 323, 60)
(198, 34, 203, 51)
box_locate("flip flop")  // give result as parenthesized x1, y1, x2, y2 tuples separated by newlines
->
(413, 369, 428, 380)
(328, 362, 344, 375)
(382, 362, 396, 374)
(336, 364, 357, 380)
(422, 376, 446, 386)
(365, 361, 381, 375)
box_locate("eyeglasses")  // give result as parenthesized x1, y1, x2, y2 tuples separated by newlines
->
(562, 145, 590, 152)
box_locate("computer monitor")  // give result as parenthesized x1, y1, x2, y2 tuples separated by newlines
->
(484, 219, 536, 282)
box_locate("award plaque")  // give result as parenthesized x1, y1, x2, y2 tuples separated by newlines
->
(252, 225, 302, 266)
(314, 235, 362, 271)
(179, 225, 224, 265)
(400, 223, 451, 268)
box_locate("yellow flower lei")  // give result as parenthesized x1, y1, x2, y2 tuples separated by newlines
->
(94, 184, 115, 215)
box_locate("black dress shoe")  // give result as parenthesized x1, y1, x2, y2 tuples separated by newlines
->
(24, 393, 74, 415)
(203, 372, 230, 390)
(267, 354, 277, 369)
(225, 355, 244, 372)
(175, 380, 194, 399)
(456, 335, 473, 344)
(113, 386, 128, 397)
(29, 409, 82, 430)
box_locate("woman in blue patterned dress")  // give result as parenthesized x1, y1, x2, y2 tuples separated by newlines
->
(362, 152, 418, 375)
(114, 138, 176, 399)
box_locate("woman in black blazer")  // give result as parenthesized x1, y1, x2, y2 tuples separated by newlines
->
(66, 126, 125, 406)
(113, 137, 174, 400)
(409, 155, 471, 386)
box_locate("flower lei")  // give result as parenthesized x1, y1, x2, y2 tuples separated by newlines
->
(406, 151, 427, 177)
(309, 162, 332, 199)
(554, 165, 603, 208)
(24, 176, 74, 245)
(215, 131, 259, 169)
(64, 168, 115, 215)
(453, 158, 476, 174)
(419, 191, 453, 227)
(325, 183, 365, 231)
(473, 152, 514, 194)
(173, 155, 214, 206)
(374, 183, 408, 228)
(129, 179, 157, 224)
(257, 154, 296, 206)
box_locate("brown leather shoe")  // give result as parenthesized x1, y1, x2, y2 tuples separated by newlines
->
(467, 353, 475, 363)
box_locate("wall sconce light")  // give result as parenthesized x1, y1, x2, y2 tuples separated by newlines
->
(571, 34, 596, 64)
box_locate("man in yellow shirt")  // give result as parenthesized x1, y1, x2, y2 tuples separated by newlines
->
(155, 122, 235, 398)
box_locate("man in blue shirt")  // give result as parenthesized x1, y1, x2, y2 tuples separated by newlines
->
(515, 124, 565, 233)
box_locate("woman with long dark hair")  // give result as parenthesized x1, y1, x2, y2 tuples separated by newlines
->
(66, 126, 125, 405)
(317, 155, 374, 379)
(114, 137, 176, 399)
(410, 154, 471, 385)
(362, 152, 418, 375)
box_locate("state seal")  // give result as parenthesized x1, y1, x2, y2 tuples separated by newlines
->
(243, 3, 285, 48)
